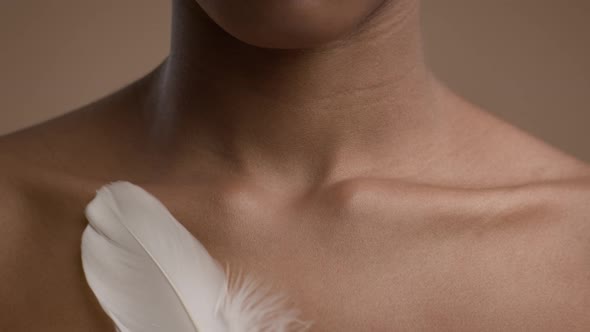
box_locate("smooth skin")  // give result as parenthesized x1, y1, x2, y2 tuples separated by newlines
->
(1, 0, 589, 330)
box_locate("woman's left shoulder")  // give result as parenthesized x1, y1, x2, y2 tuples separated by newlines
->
(530, 171, 590, 282)
(530, 170, 590, 236)
(515, 172, 590, 327)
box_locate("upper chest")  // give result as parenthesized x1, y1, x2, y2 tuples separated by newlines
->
(7, 180, 587, 332)
(157, 181, 584, 331)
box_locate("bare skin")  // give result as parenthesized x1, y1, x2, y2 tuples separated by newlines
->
(1, 0, 590, 331)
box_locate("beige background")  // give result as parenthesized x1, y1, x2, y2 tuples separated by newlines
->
(1, 1, 589, 161)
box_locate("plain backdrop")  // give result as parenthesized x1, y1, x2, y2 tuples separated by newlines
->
(1, 0, 589, 161)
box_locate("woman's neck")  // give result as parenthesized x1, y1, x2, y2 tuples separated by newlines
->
(146, 0, 448, 186)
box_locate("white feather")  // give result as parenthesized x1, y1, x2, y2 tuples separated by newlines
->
(81, 181, 312, 332)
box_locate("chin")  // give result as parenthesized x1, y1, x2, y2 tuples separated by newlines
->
(195, 0, 388, 49)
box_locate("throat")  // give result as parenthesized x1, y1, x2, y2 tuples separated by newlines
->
(140, 0, 446, 185)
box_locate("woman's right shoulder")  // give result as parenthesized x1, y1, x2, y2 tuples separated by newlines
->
(0, 163, 114, 331)
(0, 154, 33, 231)
(0, 156, 38, 316)
(0, 153, 53, 263)
(0, 128, 103, 262)
(0, 151, 112, 330)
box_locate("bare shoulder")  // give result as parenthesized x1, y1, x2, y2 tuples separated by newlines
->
(0, 68, 159, 330)
(0, 156, 44, 259)
(0, 157, 113, 330)
(0, 103, 123, 255)
(544, 174, 590, 261)
(0, 157, 42, 327)
(0, 138, 114, 331)
(0, 67, 156, 243)
(539, 174, 590, 256)
(436, 83, 590, 187)
(0, 159, 31, 271)
(503, 174, 590, 329)
(0, 71, 158, 189)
